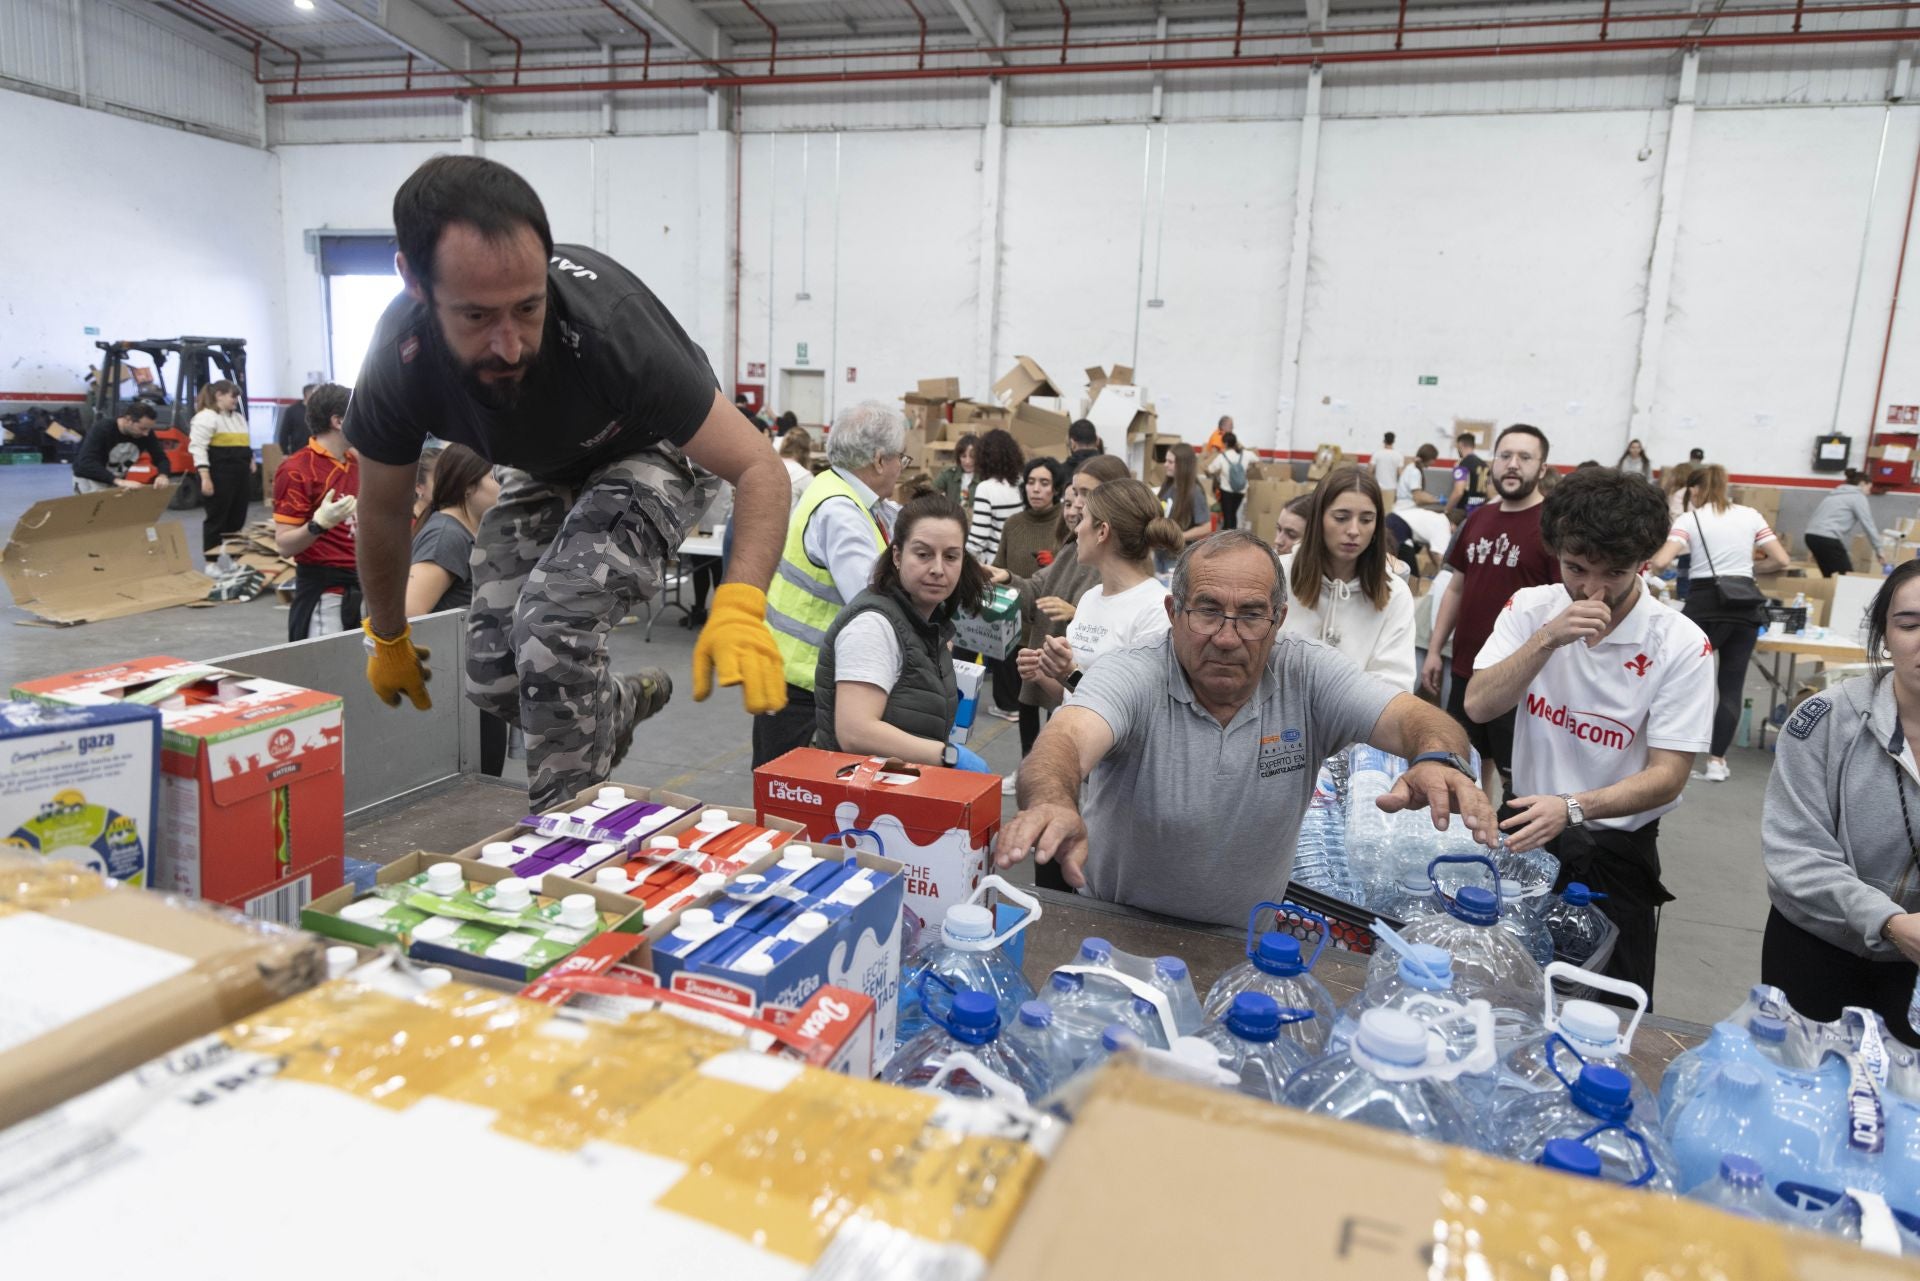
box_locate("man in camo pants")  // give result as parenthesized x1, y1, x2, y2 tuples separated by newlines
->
(345, 158, 791, 809)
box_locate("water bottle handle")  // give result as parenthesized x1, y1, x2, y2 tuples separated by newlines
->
(1572, 1121, 1659, 1189)
(920, 1051, 1032, 1107)
(919, 972, 959, 1036)
(1251, 900, 1329, 972)
(961, 873, 1043, 949)
(1543, 1032, 1590, 1089)
(821, 827, 886, 859)
(1426, 853, 1498, 915)
(1543, 961, 1648, 1052)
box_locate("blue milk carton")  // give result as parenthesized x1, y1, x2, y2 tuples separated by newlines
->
(0, 700, 162, 886)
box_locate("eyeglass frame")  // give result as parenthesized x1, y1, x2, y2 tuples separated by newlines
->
(1173, 602, 1279, 640)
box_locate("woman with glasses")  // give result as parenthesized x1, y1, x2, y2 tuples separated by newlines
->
(1030, 478, 1185, 705)
(1279, 465, 1416, 691)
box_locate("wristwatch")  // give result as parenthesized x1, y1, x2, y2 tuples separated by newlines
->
(306, 518, 326, 536)
(941, 742, 959, 767)
(1410, 751, 1475, 781)
(1562, 793, 1586, 827)
(1064, 669, 1084, 693)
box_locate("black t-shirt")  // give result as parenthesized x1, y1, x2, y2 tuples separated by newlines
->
(343, 244, 718, 485)
(73, 418, 170, 485)
(1451, 453, 1490, 508)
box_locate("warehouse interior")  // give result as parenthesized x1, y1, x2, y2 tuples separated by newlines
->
(4, 0, 1920, 1266)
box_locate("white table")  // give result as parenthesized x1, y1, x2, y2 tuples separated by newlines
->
(644, 526, 726, 640)
(1753, 629, 1869, 748)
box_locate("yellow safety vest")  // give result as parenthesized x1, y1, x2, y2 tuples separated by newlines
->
(767, 469, 886, 692)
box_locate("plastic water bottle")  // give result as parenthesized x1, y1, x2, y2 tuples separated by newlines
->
(879, 982, 1049, 1102)
(1040, 971, 1110, 1062)
(1204, 929, 1337, 1056)
(1664, 1063, 1815, 1193)
(1120, 995, 1171, 1050)
(1658, 1019, 1784, 1126)
(1365, 857, 1545, 1017)
(1372, 862, 1443, 925)
(1491, 999, 1658, 1122)
(896, 896, 1037, 1046)
(1330, 943, 1466, 1055)
(1791, 592, 1808, 634)
(1003, 1001, 1073, 1096)
(1688, 1154, 1795, 1221)
(1292, 787, 1359, 901)
(1076, 1024, 1146, 1079)
(1190, 993, 1313, 1104)
(1282, 1008, 1484, 1149)
(1536, 1137, 1603, 1179)
(1496, 1063, 1677, 1190)
(1148, 956, 1206, 1038)
(1538, 883, 1611, 964)
(1495, 880, 1555, 967)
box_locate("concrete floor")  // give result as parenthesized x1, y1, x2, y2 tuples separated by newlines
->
(0, 461, 1779, 1026)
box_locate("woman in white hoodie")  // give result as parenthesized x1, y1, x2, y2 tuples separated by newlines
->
(1278, 464, 1416, 691)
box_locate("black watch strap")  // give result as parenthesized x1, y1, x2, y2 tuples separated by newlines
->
(1064, 669, 1084, 693)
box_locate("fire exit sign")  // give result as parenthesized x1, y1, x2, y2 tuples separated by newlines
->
(1418, 375, 1438, 386)
(796, 342, 809, 366)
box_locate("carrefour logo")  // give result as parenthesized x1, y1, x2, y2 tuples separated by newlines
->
(1524, 694, 1636, 751)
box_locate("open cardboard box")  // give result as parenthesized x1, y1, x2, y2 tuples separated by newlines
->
(0, 486, 209, 625)
(450, 781, 701, 872)
(992, 355, 1062, 408)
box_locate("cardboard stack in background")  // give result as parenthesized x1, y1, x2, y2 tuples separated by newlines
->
(1243, 473, 1312, 543)
(992, 357, 1073, 460)
(0, 855, 322, 1130)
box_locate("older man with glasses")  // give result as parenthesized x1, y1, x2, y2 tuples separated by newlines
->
(994, 529, 1497, 925)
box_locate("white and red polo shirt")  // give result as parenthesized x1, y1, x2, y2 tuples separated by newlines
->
(1475, 584, 1715, 831)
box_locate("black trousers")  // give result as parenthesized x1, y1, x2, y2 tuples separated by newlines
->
(1527, 814, 1671, 1001)
(1762, 907, 1920, 1048)
(479, 711, 510, 777)
(1445, 670, 1516, 793)
(1696, 617, 1760, 757)
(1219, 490, 1244, 531)
(988, 655, 1021, 713)
(752, 683, 818, 768)
(1804, 533, 1855, 578)
(201, 445, 253, 553)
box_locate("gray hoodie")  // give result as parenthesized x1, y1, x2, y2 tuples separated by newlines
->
(1803, 483, 1882, 553)
(1763, 672, 1920, 958)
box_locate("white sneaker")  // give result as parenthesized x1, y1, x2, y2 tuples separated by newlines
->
(1702, 759, 1730, 782)
(1001, 773, 1017, 796)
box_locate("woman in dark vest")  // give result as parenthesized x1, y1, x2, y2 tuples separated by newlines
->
(815, 493, 993, 771)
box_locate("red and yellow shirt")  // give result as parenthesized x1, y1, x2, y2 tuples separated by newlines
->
(272, 439, 359, 570)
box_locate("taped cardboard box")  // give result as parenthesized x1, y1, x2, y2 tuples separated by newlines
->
(988, 1060, 1905, 1281)
(0, 485, 208, 625)
(0, 987, 1056, 1278)
(0, 855, 321, 1131)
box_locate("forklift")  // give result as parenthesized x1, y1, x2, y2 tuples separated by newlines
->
(85, 337, 250, 510)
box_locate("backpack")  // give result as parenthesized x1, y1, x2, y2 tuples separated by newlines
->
(1226, 452, 1246, 491)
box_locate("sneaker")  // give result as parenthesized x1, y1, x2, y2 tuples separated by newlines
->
(1701, 758, 1730, 782)
(610, 668, 673, 769)
(986, 706, 1019, 723)
(1001, 773, 1017, 796)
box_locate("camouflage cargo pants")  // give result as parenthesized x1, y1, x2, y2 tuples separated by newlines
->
(467, 444, 716, 811)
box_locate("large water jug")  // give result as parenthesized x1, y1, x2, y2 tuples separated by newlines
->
(1664, 1062, 1826, 1193)
(1003, 1000, 1078, 1096)
(1659, 1016, 1794, 1126)
(1367, 855, 1546, 1022)
(1495, 879, 1555, 967)
(1689, 1154, 1800, 1222)
(1283, 1007, 1490, 1150)
(1536, 1137, 1602, 1179)
(1538, 882, 1612, 964)
(1487, 963, 1655, 1120)
(1497, 1062, 1678, 1191)
(1203, 902, 1337, 1055)
(1330, 943, 1466, 1056)
(1039, 971, 1111, 1066)
(1190, 993, 1314, 1104)
(879, 977, 1050, 1102)
(896, 876, 1040, 1046)
(1371, 861, 1443, 925)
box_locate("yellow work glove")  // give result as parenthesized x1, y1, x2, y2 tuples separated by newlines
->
(692, 582, 788, 715)
(362, 620, 433, 711)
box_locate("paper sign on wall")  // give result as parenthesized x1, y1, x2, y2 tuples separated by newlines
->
(1888, 405, 1919, 425)
(1820, 440, 1849, 461)
(747, 362, 766, 378)
(846, 368, 857, 382)
(796, 343, 809, 365)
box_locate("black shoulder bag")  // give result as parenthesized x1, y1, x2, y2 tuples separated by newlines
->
(1688, 508, 1768, 622)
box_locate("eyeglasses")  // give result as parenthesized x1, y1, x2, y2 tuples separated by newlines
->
(1178, 605, 1276, 640)
(894, 453, 914, 469)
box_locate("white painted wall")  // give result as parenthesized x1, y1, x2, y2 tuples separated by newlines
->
(0, 89, 286, 428)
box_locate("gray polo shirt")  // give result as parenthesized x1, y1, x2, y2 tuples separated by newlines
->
(1066, 633, 1398, 925)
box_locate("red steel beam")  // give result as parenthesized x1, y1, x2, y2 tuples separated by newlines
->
(738, 0, 780, 73)
(1600, 0, 1614, 38)
(1057, 0, 1072, 63)
(447, 0, 523, 83)
(1235, 0, 1247, 56)
(174, 0, 303, 90)
(594, 0, 654, 78)
(903, 0, 929, 68)
(250, 0, 1920, 85)
(1394, 0, 1409, 49)
(265, 23, 1920, 102)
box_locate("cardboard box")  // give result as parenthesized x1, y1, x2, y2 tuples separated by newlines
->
(0, 486, 210, 625)
(1130, 431, 1182, 484)
(953, 583, 1023, 658)
(1765, 573, 1836, 628)
(1009, 404, 1072, 460)
(0, 855, 321, 1131)
(451, 781, 701, 875)
(992, 356, 1062, 408)
(260, 442, 285, 498)
(13, 657, 345, 923)
(987, 1061, 1906, 1281)
(0, 699, 162, 886)
(1306, 443, 1345, 481)
(0, 990, 1055, 1277)
(1084, 364, 1134, 402)
(917, 376, 962, 400)
(1085, 382, 1153, 440)
(1244, 476, 1308, 543)
(756, 749, 1000, 929)
(302, 849, 645, 984)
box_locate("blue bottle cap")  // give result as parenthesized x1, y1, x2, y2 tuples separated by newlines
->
(949, 990, 1001, 1045)
(1154, 956, 1189, 982)
(1748, 1015, 1788, 1044)
(1100, 1025, 1140, 1053)
(1253, 932, 1305, 977)
(1451, 885, 1499, 925)
(1537, 1138, 1602, 1179)
(1398, 944, 1453, 991)
(1570, 1064, 1633, 1120)
(1225, 992, 1281, 1042)
(1130, 996, 1158, 1022)
(1719, 1154, 1765, 1188)
(1563, 882, 1592, 907)
(1017, 1000, 1052, 1029)
(1050, 970, 1086, 995)
(1079, 937, 1113, 963)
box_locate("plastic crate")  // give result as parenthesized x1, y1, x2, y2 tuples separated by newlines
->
(1275, 884, 1402, 956)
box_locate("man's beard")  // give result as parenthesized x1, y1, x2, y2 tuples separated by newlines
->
(1497, 471, 1538, 501)
(439, 329, 540, 411)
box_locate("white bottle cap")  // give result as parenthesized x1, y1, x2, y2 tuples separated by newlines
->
(787, 911, 830, 942)
(559, 894, 598, 929)
(585, 842, 618, 862)
(417, 967, 453, 990)
(839, 880, 875, 906)
(597, 786, 629, 804)
(412, 915, 460, 943)
(743, 833, 778, 854)
(734, 952, 774, 977)
(339, 898, 389, 922)
(693, 872, 729, 894)
(594, 867, 631, 891)
(425, 862, 465, 896)
(479, 842, 519, 867)
(1559, 999, 1622, 1048)
(671, 907, 719, 939)
(778, 848, 819, 871)
(696, 808, 732, 831)
(1355, 1009, 1430, 1067)
(728, 874, 767, 896)
(490, 877, 533, 910)
(648, 835, 682, 851)
(325, 945, 357, 979)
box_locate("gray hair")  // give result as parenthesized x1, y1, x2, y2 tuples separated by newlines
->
(1170, 529, 1287, 616)
(825, 401, 907, 471)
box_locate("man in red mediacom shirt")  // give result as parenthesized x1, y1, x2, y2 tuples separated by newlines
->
(272, 382, 362, 642)
(1419, 423, 1558, 798)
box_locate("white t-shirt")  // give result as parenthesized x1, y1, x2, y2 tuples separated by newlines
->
(1065, 577, 1172, 670)
(1475, 584, 1715, 831)
(1206, 449, 1249, 494)
(1666, 503, 1779, 580)
(1374, 447, 1404, 494)
(782, 458, 811, 510)
(833, 613, 903, 690)
(1396, 462, 1426, 509)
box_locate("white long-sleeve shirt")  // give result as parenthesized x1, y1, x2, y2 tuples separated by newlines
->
(187, 408, 250, 468)
(1277, 552, 1418, 692)
(802, 466, 898, 604)
(967, 477, 1022, 562)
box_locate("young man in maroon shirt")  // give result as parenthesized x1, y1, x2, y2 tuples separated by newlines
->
(1419, 424, 1558, 798)
(273, 382, 361, 642)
